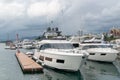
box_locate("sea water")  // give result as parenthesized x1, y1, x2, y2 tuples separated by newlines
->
(0, 43, 120, 80)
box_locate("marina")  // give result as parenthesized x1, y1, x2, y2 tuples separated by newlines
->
(0, 0, 120, 80)
(0, 25, 118, 80)
(1, 27, 120, 80)
(0, 42, 120, 80)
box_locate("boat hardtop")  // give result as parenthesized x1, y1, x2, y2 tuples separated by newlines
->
(38, 40, 87, 56)
(41, 49, 85, 56)
(87, 48, 119, 54)
(38, 40, 75, 49)
(79, 43, 113, 49)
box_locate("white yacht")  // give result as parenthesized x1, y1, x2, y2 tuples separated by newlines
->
(22, 39, 34, 49)
(5, 42, 16, 50)
(5, 45, 11, 49)
(68, 35, 105, 48)
(82, 37, 103, 43)
(78, 43, 119, 62)
(5, 41, 12, 49)
(33, 40, 88, 71)
(14, 41, 23, 48)
(111, 39, 120, 51)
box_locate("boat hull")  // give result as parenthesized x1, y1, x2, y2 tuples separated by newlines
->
(33, 51, 84, 71)
(88, 53, 117, 62)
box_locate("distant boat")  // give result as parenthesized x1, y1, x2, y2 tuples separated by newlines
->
(33, 40, 89, 71)
(68, 35, 105, 48)
(5, 41, 16, 50)
(78, 43, 119, 62)
(5, 45, 16, 50)
(111, 39, 120, 50)
(22, 39, 34, 49)
(5, 45, 11, 49)
(69, 35, 104, 44)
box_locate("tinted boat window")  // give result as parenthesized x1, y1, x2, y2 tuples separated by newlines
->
(82, 44, 113, 50)
(40, 44, 51, 50)
(73, 43, 79, 48)
(39, 56, 44, 61)
(101, 53, 106, 55)
(56, 59, 64, 63)
(50, 43, 74, 49)
(90, 53, 95, 55)
(45, 57, 52, 61)
(82, 45, 99, 50)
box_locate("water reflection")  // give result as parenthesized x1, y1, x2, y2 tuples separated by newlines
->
(43, 68, 83, 80)
(81, 61, 120, 80)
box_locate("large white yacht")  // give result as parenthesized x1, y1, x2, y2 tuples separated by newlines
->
(33, 40, 89, 71)
(78, 43, 119, 62)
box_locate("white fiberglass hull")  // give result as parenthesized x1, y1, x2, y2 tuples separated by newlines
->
(88, 53, 117, 62)
(43, 53, 83, 71)
(87, 48, 118, 62)
(33, 50, 85, 71)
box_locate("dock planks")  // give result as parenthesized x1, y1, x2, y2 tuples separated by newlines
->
(15, 52, 43, 73)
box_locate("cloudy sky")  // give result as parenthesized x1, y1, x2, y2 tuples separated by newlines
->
(0, 0, 120, 40)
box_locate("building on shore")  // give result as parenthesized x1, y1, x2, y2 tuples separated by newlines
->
(110, 28, 120, 38)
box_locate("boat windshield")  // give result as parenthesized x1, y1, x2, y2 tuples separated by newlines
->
(82, 45, 113, 50)
(50, 43, 74, 49)
(40, 43, 74, 50)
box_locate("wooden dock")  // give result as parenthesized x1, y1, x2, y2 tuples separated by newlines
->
(15, 52, 43, 73)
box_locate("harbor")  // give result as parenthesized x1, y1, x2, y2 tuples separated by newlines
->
(0, 0, 120, 79)
(0, 42, 120, 80)
(0, 26, 119, 80)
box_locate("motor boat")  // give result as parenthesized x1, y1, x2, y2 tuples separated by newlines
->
(10, 45, 16, 50)
(33, 40, 89, 71)
(5, 42, 16, 50)
(68, 35, 105, 48)
(111, 39, 120, 51)
(22, 39, 34, 49)
(78, 43, 119, 62)
(5, 46, 11, 49)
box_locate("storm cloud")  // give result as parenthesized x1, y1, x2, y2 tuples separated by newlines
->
(0, 0, 120, 40)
